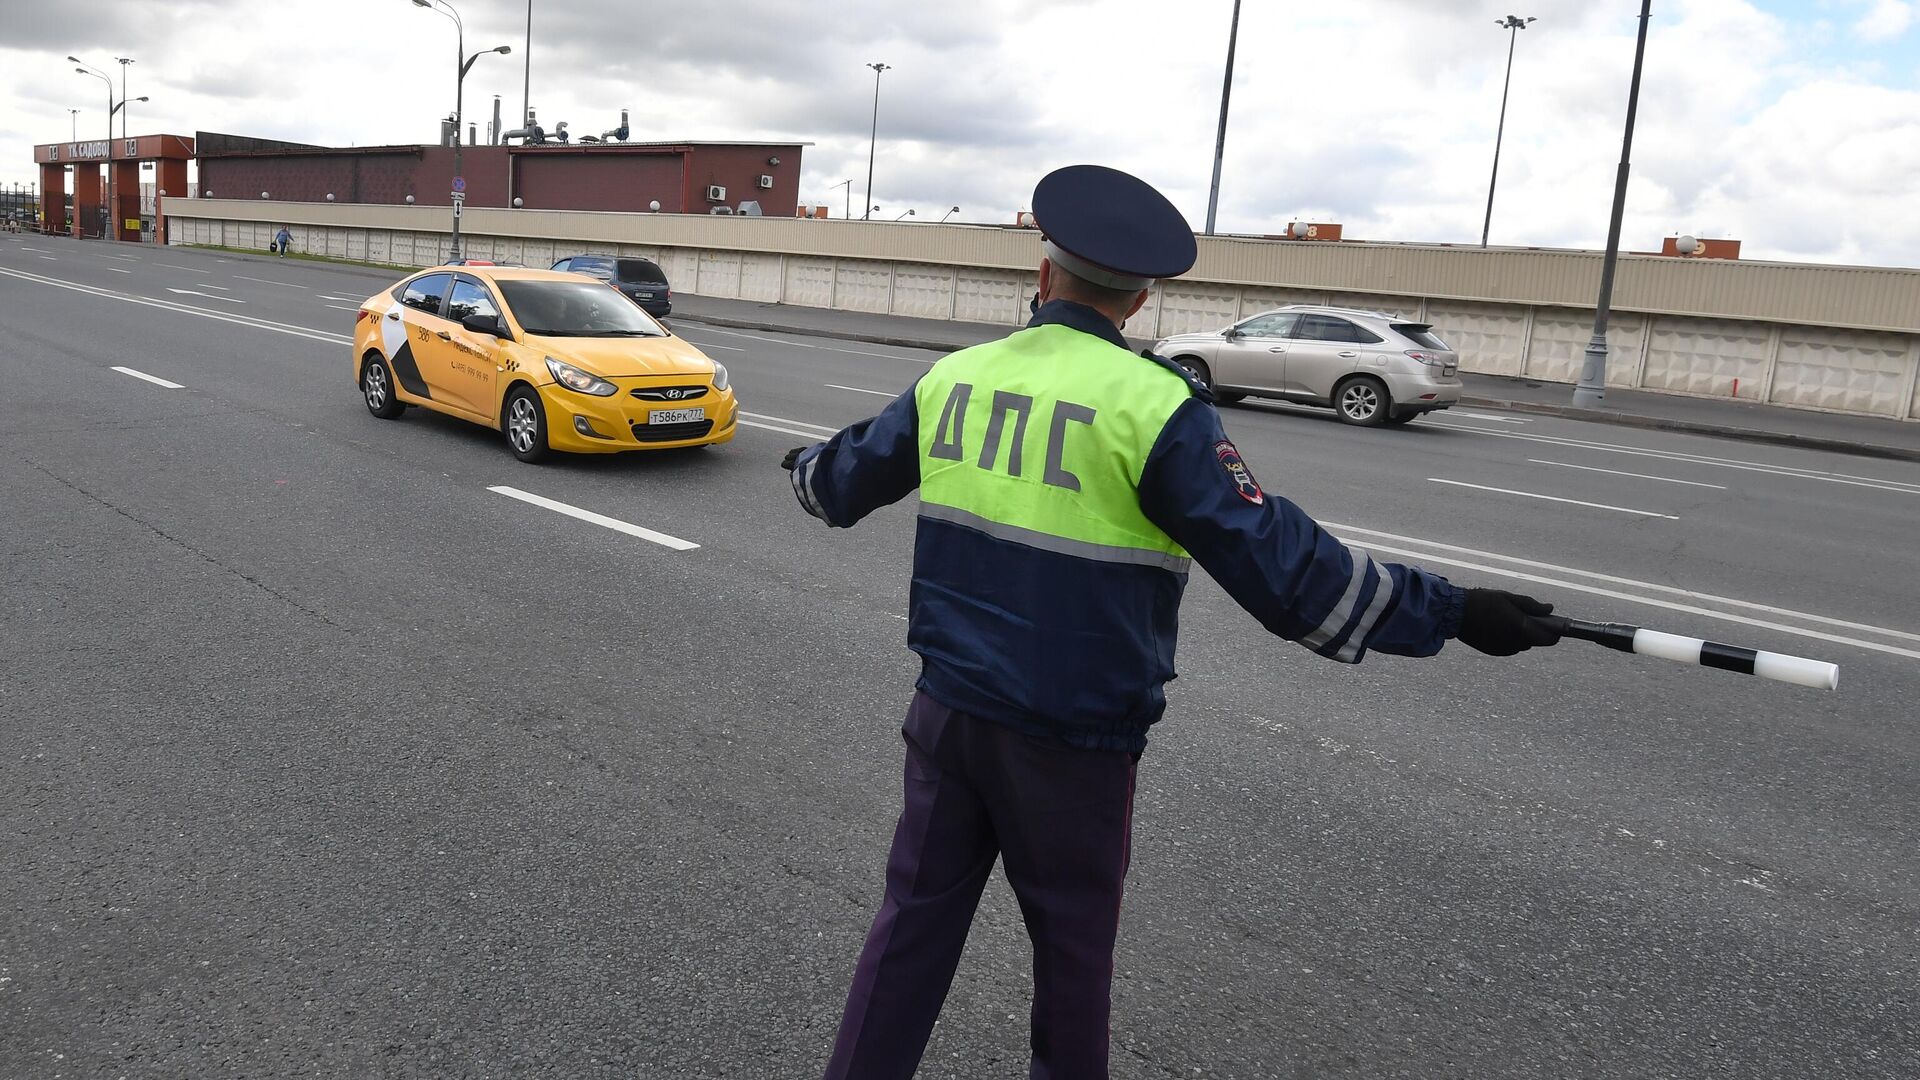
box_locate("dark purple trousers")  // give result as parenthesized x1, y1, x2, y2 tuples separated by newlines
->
(823, 692, 1139, 1080)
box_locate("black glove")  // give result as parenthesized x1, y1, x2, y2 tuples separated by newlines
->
(1457, 589, 1562, 656)
(781, 447, 806, 471)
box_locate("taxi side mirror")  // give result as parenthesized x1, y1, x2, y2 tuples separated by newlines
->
(463, 313, 506, 338)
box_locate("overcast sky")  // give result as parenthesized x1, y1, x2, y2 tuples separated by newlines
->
(4, 0, 1917, 266)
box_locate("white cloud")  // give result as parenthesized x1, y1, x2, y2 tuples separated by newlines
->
(3, 0, 1917, 268)
(1853, 0, 1914, 41)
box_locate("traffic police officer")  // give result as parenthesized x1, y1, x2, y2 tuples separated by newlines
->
(782, 164, 1561, 1079)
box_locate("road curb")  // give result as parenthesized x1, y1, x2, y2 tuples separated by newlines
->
(674, 312, 1920, 464)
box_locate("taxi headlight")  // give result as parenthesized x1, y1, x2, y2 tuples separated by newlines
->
(545, 357, 618, 396)
(711, 361, 730, 392)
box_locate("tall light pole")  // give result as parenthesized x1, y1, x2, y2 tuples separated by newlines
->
(1204, 0, 1242, 236)
(521, 0, 533, 133)
(863, 62, 889, 221)
(1573, 0, 1653, 409)
(412, 0, 509, 261)
(832, 178, 853, 219)
(1481, 16, 1535, 247)
(115, 57, 136, 140)
(69, 109, 79, 141)
(71, 58, 113, 239)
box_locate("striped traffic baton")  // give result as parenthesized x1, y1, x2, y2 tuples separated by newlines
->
(1548, 618, 1839, 690)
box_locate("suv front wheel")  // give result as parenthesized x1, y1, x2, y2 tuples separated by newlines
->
(1333, 376, 1390, 427)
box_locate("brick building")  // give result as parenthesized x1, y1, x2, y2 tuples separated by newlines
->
(194, 132, 805, 216)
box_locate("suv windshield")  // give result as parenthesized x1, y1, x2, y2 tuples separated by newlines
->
(499, 280, 668, 337)
(616, 258, 667, 284)
(1392, 323, 1450, 350)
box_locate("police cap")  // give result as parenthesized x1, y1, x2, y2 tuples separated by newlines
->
(1032, 164, 1197, 292)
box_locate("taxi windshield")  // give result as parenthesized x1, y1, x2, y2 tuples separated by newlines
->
(498, 279, 667, 337)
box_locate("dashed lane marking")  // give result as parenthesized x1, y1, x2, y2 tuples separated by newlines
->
(1528, 459, 1729, 490)
(1429, 478, 1680, 519)
(487, 486, 698, 551)
(111, 366, 185, 389)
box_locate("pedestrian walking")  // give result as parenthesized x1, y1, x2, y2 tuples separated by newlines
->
(782, 163, 1562, 1080)
(274, 226, 291, 256)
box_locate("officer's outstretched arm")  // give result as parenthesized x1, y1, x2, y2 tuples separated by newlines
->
(787, 386, 922, 528)
(1138, 400, 1465, 661)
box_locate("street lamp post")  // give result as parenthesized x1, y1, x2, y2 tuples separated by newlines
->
(1204, 0, 1242, 236)
(894, 209, 914, 221)
(863, 62, 889, 221)
(1573, 0, 1653, 409)
(412, 0, 510, 261)
(69, 109, 79, 141)
(939, 206, 960, 223)
(71, 59, 113, 239)
(832, 178, 853, 219)
(115, 57, 135, 141)
(1481, 16, 1535, 248)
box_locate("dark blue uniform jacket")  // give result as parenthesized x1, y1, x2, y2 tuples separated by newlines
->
(792, 301, 1465, 753)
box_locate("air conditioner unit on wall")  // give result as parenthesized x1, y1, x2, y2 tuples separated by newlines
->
(706, 184, 726, 201)
(757, 175, 774, 189)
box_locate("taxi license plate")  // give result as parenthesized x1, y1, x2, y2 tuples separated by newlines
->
(649, 407, 706, 425)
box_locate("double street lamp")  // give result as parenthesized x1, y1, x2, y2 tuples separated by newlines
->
(411, 0, 510, 261)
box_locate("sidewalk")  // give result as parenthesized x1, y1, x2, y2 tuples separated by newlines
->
(670, 294, 1920, 463)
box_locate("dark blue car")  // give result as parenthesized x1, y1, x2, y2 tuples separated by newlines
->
(550, 255, 672, 318)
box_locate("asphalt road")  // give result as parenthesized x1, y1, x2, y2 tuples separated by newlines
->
(3, 235, 1917, 1079)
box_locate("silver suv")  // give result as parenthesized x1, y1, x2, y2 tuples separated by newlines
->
(1153, 306, 1463, 426)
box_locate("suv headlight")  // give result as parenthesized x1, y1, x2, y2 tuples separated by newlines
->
(545, 357, 618, 396)
(711, 361, 730, 392)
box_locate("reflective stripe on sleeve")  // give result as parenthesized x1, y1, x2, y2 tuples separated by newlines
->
(921, 502, 1191, 572)
(793, 454, 827, 521)
(1335, 561, 1401, 662)
(1299, 547, 1372, 653)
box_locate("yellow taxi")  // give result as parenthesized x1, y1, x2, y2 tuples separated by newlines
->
(352, 267, 737, 461)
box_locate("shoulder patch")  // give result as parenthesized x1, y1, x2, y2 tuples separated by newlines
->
(1214, 439, 1263, 505)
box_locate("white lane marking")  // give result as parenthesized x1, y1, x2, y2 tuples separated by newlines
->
(324, 304, 360, 312)
(696, 325, 940, 363)
(106, 267, 132, 274)
(38, 256, 57, 260)
(680, 340, 745, 351)
(1457, 412, 1533, 424)
(93, 252, 141, 261)
(166, 287, 247, 305)
(22, 246, 53, 252)
(197, 283, 231, 290)
(156, 262, 210, 273)
(827, 383, 899, 398)
(316, 294, 361, 301)
(111, 366, 185, 389)
(0, 265, 351, 345)
(236, 275, 309, 289)
(1425, 418, 1920, 494)
(1429, 478, 1679, 519)
(1342, 534, 1920, 663)
(741, 410, 837, 435)
(486, 486, 698, 551)
(1324, 520, 1920, 647)
(1528, 459, 1729, 490)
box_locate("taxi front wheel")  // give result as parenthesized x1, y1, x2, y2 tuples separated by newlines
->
(362, 355, 405, 419)
(503, 385, 551, 463)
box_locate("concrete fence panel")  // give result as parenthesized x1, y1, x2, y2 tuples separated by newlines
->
(1644, 317, 1772, 401)
(1772, 327, 1915, 417)
(741, 253, 784, 302)
(1426, 300, 1531, 377)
